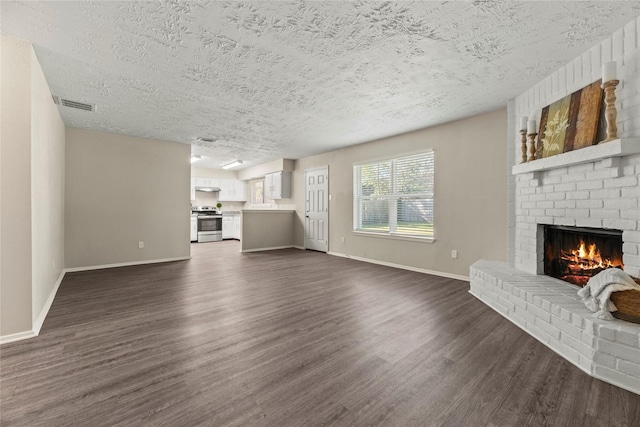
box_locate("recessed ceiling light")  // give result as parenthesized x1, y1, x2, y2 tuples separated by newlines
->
(190, 155, 202, 163)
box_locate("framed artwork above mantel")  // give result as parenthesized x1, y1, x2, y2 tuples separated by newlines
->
(537, 79, 604, 159)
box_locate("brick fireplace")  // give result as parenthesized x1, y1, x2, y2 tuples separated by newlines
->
(471, 19, 640, 395)
(471, 142, 640, 395)
(512, 142, 640, 279)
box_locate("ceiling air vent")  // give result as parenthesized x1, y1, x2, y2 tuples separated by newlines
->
(54, 97, 95, 112)
(196, 137, 216, 143)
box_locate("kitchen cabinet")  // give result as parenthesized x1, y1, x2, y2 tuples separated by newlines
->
(190, 215, 198, 242)
(218, 179, 247, 202)
(265, 171, 291, 199)
(195, 177, 221, 188)
(233, 215, 241, 240)
(222, 213, 241, 240)
(222, 215, 234, 239)
(190, 178, 196, 201)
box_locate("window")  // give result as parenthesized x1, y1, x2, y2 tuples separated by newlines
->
(353, 151, 434, 239)
(249, 178, 273, 207)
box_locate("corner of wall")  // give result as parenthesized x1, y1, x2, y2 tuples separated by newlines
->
(29, 43, 66, 327)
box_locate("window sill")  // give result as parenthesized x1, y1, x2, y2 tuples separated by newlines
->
(353, 231, 435, 243)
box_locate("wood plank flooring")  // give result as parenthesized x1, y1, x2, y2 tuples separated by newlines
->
(1, 241, 639, 426)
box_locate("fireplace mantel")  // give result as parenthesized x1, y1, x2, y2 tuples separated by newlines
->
(512, 138, 640, 175)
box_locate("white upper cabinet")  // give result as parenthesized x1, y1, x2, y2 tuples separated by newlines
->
(218, 179, 247, 201)
(265, 171, 291, 199)
(195, 177, 221, 188)
(191, 176, 246, 201)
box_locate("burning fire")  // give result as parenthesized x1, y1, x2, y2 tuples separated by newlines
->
(560, 240, 619, 272)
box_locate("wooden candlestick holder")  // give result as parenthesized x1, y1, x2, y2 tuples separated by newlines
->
(528, 132, 538, 161)
(600, 79, 619, 143)
(520, 130, 527, 163)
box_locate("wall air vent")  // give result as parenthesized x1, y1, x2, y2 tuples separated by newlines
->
(58, 98, 95, 112)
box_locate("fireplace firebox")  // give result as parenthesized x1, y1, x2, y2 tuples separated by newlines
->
(544, 225, 623, 287)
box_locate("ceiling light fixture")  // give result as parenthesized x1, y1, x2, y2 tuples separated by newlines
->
(190, 155, 202, 163)
(222, 160, 243, 169)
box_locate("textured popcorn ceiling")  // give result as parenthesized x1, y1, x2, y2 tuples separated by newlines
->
(2, 1, 639, 169)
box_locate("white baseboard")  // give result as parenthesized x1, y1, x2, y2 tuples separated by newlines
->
(241, 245, 296, 253)
(1, 270, 66, 345)
(0, 330, 36, 345)
(33, 269, 65, 336)
(292, 245, 306, 250)
(65, 256, 191, 272)
(328, 251, 470, 282)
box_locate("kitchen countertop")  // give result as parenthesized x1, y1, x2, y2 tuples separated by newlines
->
(222, 211, 241, 215)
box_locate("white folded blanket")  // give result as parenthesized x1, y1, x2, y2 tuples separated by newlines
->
(577, 269, 640, 320)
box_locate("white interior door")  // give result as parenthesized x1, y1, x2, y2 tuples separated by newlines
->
(305, 166, 328, 252)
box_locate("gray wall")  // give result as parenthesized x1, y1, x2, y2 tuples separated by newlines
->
(293, 108, 508, 278)
(1, 36, 33, 336)
(30, 47, 66, 326)
(65, 128, 191, 268)
(1, 36, 66, 338)
(241, 210, 295, 251)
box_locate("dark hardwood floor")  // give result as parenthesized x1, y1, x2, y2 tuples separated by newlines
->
(1, 241, 638, 426)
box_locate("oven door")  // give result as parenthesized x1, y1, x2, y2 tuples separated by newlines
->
(197, 215, 222, 242)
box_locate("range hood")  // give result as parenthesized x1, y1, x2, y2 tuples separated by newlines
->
(195, 186, 220, 192)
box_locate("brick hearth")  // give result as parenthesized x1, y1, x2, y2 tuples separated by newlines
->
(470, 261, 639, 394)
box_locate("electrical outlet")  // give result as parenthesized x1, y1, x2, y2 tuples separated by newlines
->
(138, 241, 144, 249)
(451, 250, 458, 259)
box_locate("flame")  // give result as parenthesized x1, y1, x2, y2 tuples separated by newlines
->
(560, 240, 620, 271)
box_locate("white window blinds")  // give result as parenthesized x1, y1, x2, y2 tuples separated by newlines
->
(353, 151, 434, 238)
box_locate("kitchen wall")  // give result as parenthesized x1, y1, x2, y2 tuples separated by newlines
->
(238, 159, 296, 210)
(1, 36, 65, 340)
(237, 159, 294, 181)
(241, 210, 295, 251)
(292, 108, 508, 279)
(65, 128, 190, 268)
(190, 166, 243, 210)
(192, 166, 237, 180)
